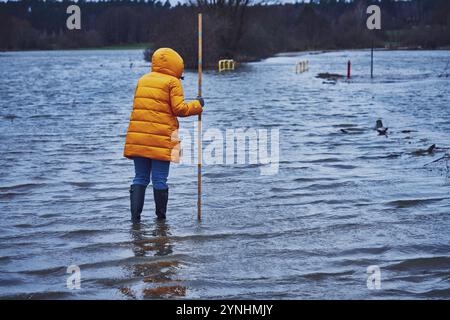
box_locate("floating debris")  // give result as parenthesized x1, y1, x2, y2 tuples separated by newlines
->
(375, 119, 388, 135)
(3, 114, 18, 122)
(413, 144, 436, 156)
(316, 73, 344, 81)
(377, 127, 388, 135)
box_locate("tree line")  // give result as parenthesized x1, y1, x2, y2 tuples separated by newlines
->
(1, 0, 449, 67)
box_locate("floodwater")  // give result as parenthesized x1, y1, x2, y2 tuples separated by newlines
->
(0, 49, 449, 299)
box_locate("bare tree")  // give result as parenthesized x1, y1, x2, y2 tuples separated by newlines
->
(193, 0, 252, 57)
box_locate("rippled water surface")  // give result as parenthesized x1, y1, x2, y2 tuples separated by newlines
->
(0, 49, 449, 299)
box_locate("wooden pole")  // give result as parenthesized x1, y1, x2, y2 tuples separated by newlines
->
(197, 13, 202, 221)
(347, 60, 351, 79)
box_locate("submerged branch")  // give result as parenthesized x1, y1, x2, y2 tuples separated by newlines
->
(424, 154, 450, 167)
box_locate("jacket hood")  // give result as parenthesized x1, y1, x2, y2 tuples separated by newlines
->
(151, 48, 184, 79)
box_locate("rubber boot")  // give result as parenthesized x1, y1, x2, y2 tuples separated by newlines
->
(130, 184, 146, 223)
(153, 188, 169, 220)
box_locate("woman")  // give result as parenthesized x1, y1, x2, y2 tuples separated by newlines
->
(124, 48, 204, 222)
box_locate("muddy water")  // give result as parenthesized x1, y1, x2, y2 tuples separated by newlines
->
(0, 49, 449, 299)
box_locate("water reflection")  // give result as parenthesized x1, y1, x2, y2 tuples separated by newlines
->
(122, 220, 186, 299)
(130, 220, 173, 257)
(1, 50, 449, 299)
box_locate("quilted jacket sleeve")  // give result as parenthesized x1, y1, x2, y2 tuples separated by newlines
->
(169, 78, 203, 117)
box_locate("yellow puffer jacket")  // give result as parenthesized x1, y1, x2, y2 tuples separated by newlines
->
(123, 48, 202, 162)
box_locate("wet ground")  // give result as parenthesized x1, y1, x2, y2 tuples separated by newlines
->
(0, 49, 449, 299)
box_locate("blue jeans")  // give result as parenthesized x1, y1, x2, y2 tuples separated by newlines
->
(133, 157, 170, 190)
